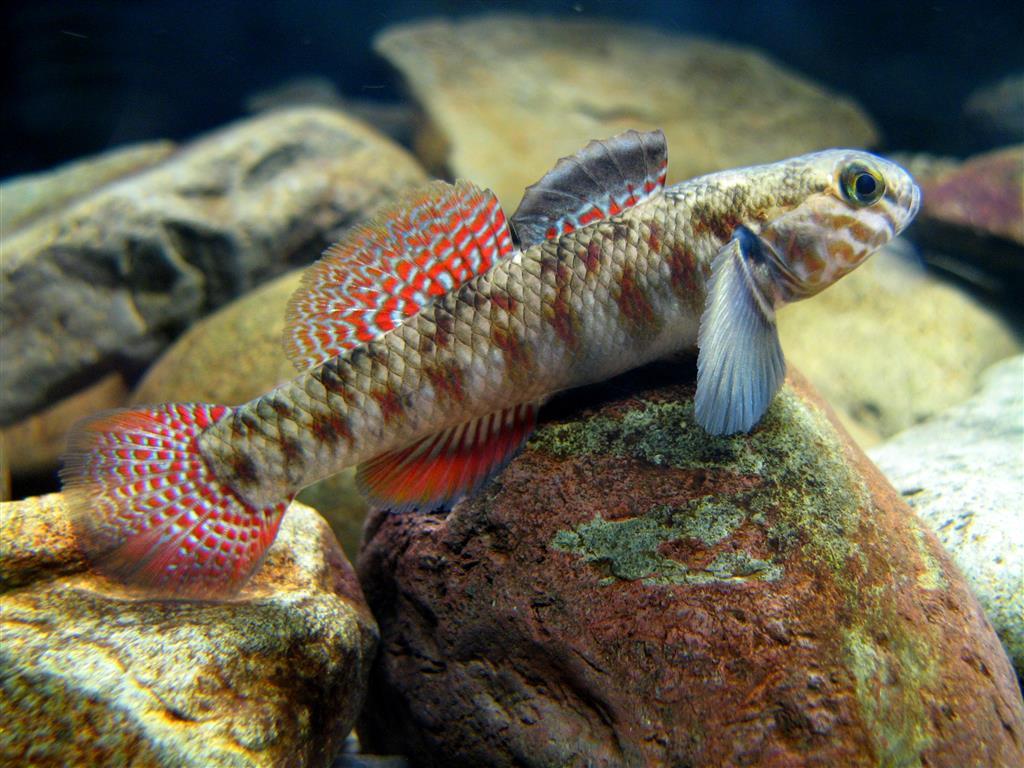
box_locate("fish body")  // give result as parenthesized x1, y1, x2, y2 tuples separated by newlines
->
(63, 131, 920, 597)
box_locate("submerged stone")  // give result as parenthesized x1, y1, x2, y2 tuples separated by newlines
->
(375, 15, 877, 208)
(358, 364, 1024, 767)
(0, 494, 378, 767)
(870, 354, 1024, 678)
(0, 107, 427, 426)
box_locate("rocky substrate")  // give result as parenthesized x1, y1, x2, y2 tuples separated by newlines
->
(0, 496, 378, 767)
(357, 365, 1024, 767)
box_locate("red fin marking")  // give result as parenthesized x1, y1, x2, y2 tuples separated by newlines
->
(355, 403, 539, 513)
(510, 129, 668, 248)
(285, 180, 515, 371)
(61, 404, 291, 599)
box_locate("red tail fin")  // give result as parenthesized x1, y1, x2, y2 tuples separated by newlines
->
(61, 403, 289, 599)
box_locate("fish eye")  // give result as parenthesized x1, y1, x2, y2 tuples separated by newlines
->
(840, 162, 885, 206)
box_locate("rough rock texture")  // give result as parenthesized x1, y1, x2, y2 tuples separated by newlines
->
(1, 106, 427, 426)
(0, 494, 378, 767)
(0, 372, 128, 477)
(778, 243, 1020, 443)
(0, 140, 177, 232)
(358, 364, 1024, 767)
(129, 268, 371, 557)
(869, 355, 1024, 677)
(375, 16, 877, 207)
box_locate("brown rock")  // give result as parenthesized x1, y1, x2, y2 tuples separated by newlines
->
(0, 494, 378, 767)
(1, 372, 128, 477)
(1, 106, 427, 426)
(908, 145, 1024, 289)
(358, 364, 1024, 767)
(375, 15, 878, 208)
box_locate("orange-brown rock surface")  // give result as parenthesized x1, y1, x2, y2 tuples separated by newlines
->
(0, 494, 378, 767)
(358, 364, 1024, 767)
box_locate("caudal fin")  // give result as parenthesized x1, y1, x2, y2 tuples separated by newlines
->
(61, 403, 289, 599)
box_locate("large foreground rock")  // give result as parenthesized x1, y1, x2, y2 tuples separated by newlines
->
(1, 106, 426, 426)
(870, 355, 1024, 677)
(358, 365, 1024, 767)
(0, 495, 378, 767)
(375, 16, 877, 207)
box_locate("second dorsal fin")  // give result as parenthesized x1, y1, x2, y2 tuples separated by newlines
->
(285, 180, 515, 370)
(510, 129, 668, 249)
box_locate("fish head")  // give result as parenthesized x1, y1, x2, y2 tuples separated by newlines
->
(756, 150, 920, 302)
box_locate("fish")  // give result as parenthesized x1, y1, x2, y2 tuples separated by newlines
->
(61, 130, 920, 598)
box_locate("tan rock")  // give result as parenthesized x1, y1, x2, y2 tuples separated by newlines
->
(375, 15, 878, 207)
(131, 270, 304, 406)
(1, 140, 177, 232)
(0, 494, 377, 767)
(778, 244, 1020, 443)
(1, 372, 128, 477)
(1, 107, 427, 426)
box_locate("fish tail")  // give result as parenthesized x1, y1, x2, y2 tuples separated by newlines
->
(61, 403, 289, 599)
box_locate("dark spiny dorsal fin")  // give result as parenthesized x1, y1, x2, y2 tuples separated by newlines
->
(510, 129, 668, 249)
(356, 402, 540, 513)
(285, 180, 515, 370)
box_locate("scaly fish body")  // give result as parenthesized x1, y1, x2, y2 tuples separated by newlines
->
(63, 133, 920, 597)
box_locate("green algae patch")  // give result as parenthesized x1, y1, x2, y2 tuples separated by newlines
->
(536, 389, 870, 594)
(550, 502, 780, 586)
(908, 518, 946, 591)
(843, 621, 937, 767)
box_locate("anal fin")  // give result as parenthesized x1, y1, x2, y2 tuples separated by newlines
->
(356, 403, 540, 512)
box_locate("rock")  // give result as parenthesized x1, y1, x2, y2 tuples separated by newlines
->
(1, 106, 427, 426)
(0, 141, 177, 232)
(869, 355, 1024, 677)
(375, 15, 878, 208)
(908, 145, 1024, 291)
(131, 270, 305, 407)
(1, 373, 128, 477)
(130, 268, 372, 557)
(777, 243, 1020, 443)
(0, 494, 378, 767)
(357, 364, 1024, 767)
(964, 73, 1024, 145)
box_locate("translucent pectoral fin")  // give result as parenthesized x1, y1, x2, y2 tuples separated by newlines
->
(695, 231, 785, 436)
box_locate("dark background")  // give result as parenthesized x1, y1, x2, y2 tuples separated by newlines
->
(2, 0, 1022, 178)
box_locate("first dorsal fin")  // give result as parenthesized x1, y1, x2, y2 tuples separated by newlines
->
(285, 180, 515, 370)
(510, 129, 668, 249)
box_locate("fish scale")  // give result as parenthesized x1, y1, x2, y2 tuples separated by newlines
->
(63, 130, 920, 597)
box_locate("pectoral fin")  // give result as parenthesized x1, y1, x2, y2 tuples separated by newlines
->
(695, 228, 785, 435)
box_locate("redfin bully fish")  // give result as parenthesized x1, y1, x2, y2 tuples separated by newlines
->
(62, 131, 920, 598)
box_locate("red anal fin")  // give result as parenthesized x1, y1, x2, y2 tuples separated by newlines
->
(355, 403, 540, 512)
(285, 180, 516, 370)
(510, 129, 668, 249)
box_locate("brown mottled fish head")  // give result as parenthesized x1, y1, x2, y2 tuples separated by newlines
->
(753, 149, 921, 302)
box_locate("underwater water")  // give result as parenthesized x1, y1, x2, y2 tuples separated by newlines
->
(1, 2, 1022, 766)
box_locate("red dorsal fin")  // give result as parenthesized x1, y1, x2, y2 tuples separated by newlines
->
(285, 180, 516, 370)
(510, 129, 668, 249)
(355, 403, 540, 512)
